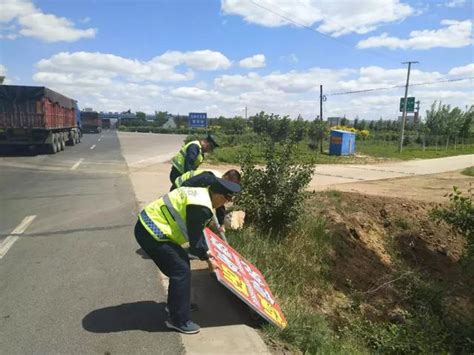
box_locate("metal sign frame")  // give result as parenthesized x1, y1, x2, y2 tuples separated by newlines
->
(188, 112, 207, 128)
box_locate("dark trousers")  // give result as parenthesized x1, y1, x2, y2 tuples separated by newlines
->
(169, 166, 181, 189)
(134, 220, 191, 324)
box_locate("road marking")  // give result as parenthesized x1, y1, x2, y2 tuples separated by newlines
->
(0, 215, 36, 259)
(90, 144, 96, 150)
(71, 158, 84, 170)
(101, 135, 104, 138)
(98, 138, 102, 142)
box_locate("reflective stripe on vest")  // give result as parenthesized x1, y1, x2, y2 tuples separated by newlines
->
(139, 187, 214, 246)
(175, 169, 222, 188)
(139, 210, 170, 241)
(163, 194, 189, 241)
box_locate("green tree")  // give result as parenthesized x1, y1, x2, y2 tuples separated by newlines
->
(136, 111, 146, 120)
(431, 186, 474, 261)
(308, 120, 329, 153)
(155, 111, 168, 127)
(223, 116, 247, 135)
(237, 139, 315, 237)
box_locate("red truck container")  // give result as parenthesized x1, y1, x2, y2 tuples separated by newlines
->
(101, 118, 111, 129)
(0, 85, 81, 154)
(81, 111, 102, 133)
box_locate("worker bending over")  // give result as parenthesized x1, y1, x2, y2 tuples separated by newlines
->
(169, 135, 219, 187)
(134, 178, 241, 334)
(173, 169, 241, 233)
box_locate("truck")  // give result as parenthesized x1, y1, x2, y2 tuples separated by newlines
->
(101, 118, 111, 129)
(80, 111, 102, 133)
(0, 85, 81, 154)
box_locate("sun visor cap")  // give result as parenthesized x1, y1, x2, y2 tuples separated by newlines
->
(210, 178, 241, 195)
(206, 134, 219, 148)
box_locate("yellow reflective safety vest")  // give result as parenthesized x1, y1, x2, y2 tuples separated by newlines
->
(171, 140, 204, 174)
(174, 169, 222, 188)
(138, 187, 213, 245)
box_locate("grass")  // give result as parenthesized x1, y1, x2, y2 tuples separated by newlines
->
(228, 216, 364, 354)
(358, 141, 474, 160)
(207, 136, 474, 165)
(227, 194, 474, 354)
(461, 166, 474, 176)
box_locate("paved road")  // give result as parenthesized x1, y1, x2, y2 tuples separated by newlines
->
(0, 131, 183, 354)
(309, 154, 474, 190)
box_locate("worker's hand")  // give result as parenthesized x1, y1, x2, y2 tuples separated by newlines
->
(218, 225, 226, 234)
(206, 252, 219, 273)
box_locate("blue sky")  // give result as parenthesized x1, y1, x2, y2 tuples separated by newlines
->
(0, 0, 472, 119)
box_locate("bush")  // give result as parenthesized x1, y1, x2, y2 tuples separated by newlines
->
(236, 139, 315, 237)
(431, 186, 474, 260)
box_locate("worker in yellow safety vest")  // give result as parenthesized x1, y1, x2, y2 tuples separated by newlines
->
(169, 135, 219, 187)
(173, 169, 241, 234)
(134, 178, 241, 335)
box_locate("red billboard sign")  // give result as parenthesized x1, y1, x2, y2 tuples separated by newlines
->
(204, 228, 287, 329)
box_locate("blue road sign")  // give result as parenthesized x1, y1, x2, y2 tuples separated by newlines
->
(188, 112, 207, 128)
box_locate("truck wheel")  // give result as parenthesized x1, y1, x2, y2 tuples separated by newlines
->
(68, 132, 76, 146)
(54, 133, 61, 152)
(59, 133, 66, 151)
(48, 134, 58, 154)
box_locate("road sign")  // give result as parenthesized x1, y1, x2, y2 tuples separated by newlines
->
(399, 97, 415, 112)
(188, 112, 207, 128)
(205, 228, 287, 329)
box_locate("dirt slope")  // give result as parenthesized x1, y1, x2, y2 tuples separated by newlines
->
(310, 190, 472, 327)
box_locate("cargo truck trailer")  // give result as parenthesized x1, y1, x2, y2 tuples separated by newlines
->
(0, 85, 81, 154)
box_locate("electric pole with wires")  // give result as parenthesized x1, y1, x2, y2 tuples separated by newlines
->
(399, 61, 419, 153)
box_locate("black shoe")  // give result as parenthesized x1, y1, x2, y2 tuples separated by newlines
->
(165, 303, 199, 314)
(165, 319, 200, 334)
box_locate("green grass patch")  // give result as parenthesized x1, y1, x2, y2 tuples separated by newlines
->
(357, 141, 474, 160)
(228, 217, 365, 353)
(228, 196, 474, 353)
(461, 166, 474, 176)
(206, 135, 474, 165)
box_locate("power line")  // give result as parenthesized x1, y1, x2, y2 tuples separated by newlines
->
(327, 77, 473, 96)
(249, 0, 401, 64)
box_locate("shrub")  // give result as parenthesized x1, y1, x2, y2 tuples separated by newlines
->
(431, 185, 474, 260)
(236, 139, 315, 237)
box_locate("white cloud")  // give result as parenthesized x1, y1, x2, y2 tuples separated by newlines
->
(239, 54, 266, 68)
(158, 50, 231, 70)
(221, 0, 414, 37)
(444, 0, 466, 8)
(357, 19, 472, 50)
(170, 87, 218, 101)
(448, 63, 474, 77)
(0, 0, 96, 42)
(34, 50, 232, 87)
(280, 53, 299, 64)
(31, 50, 473, 121)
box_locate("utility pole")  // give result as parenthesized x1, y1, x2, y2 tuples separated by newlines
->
(399, 61, 418, 153)
(319, 85, 323, 122)
(319, 85, 323, 153)
(245, 106, 248, 120)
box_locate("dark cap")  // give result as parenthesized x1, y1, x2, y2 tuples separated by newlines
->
(205, 134, 219, 148)
(210, 177, 241, 196)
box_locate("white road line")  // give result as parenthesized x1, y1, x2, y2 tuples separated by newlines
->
(90, 144, 96, 150)
(98, 138, 102, 142)
(101, 135, 104, 138)
(71, 158, 84, 170)
(0, 215, 36, 259)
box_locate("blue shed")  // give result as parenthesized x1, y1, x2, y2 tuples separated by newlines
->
(329, 130, 356, 156)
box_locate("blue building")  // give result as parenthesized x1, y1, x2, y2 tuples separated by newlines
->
(329, 130, 356, 156)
